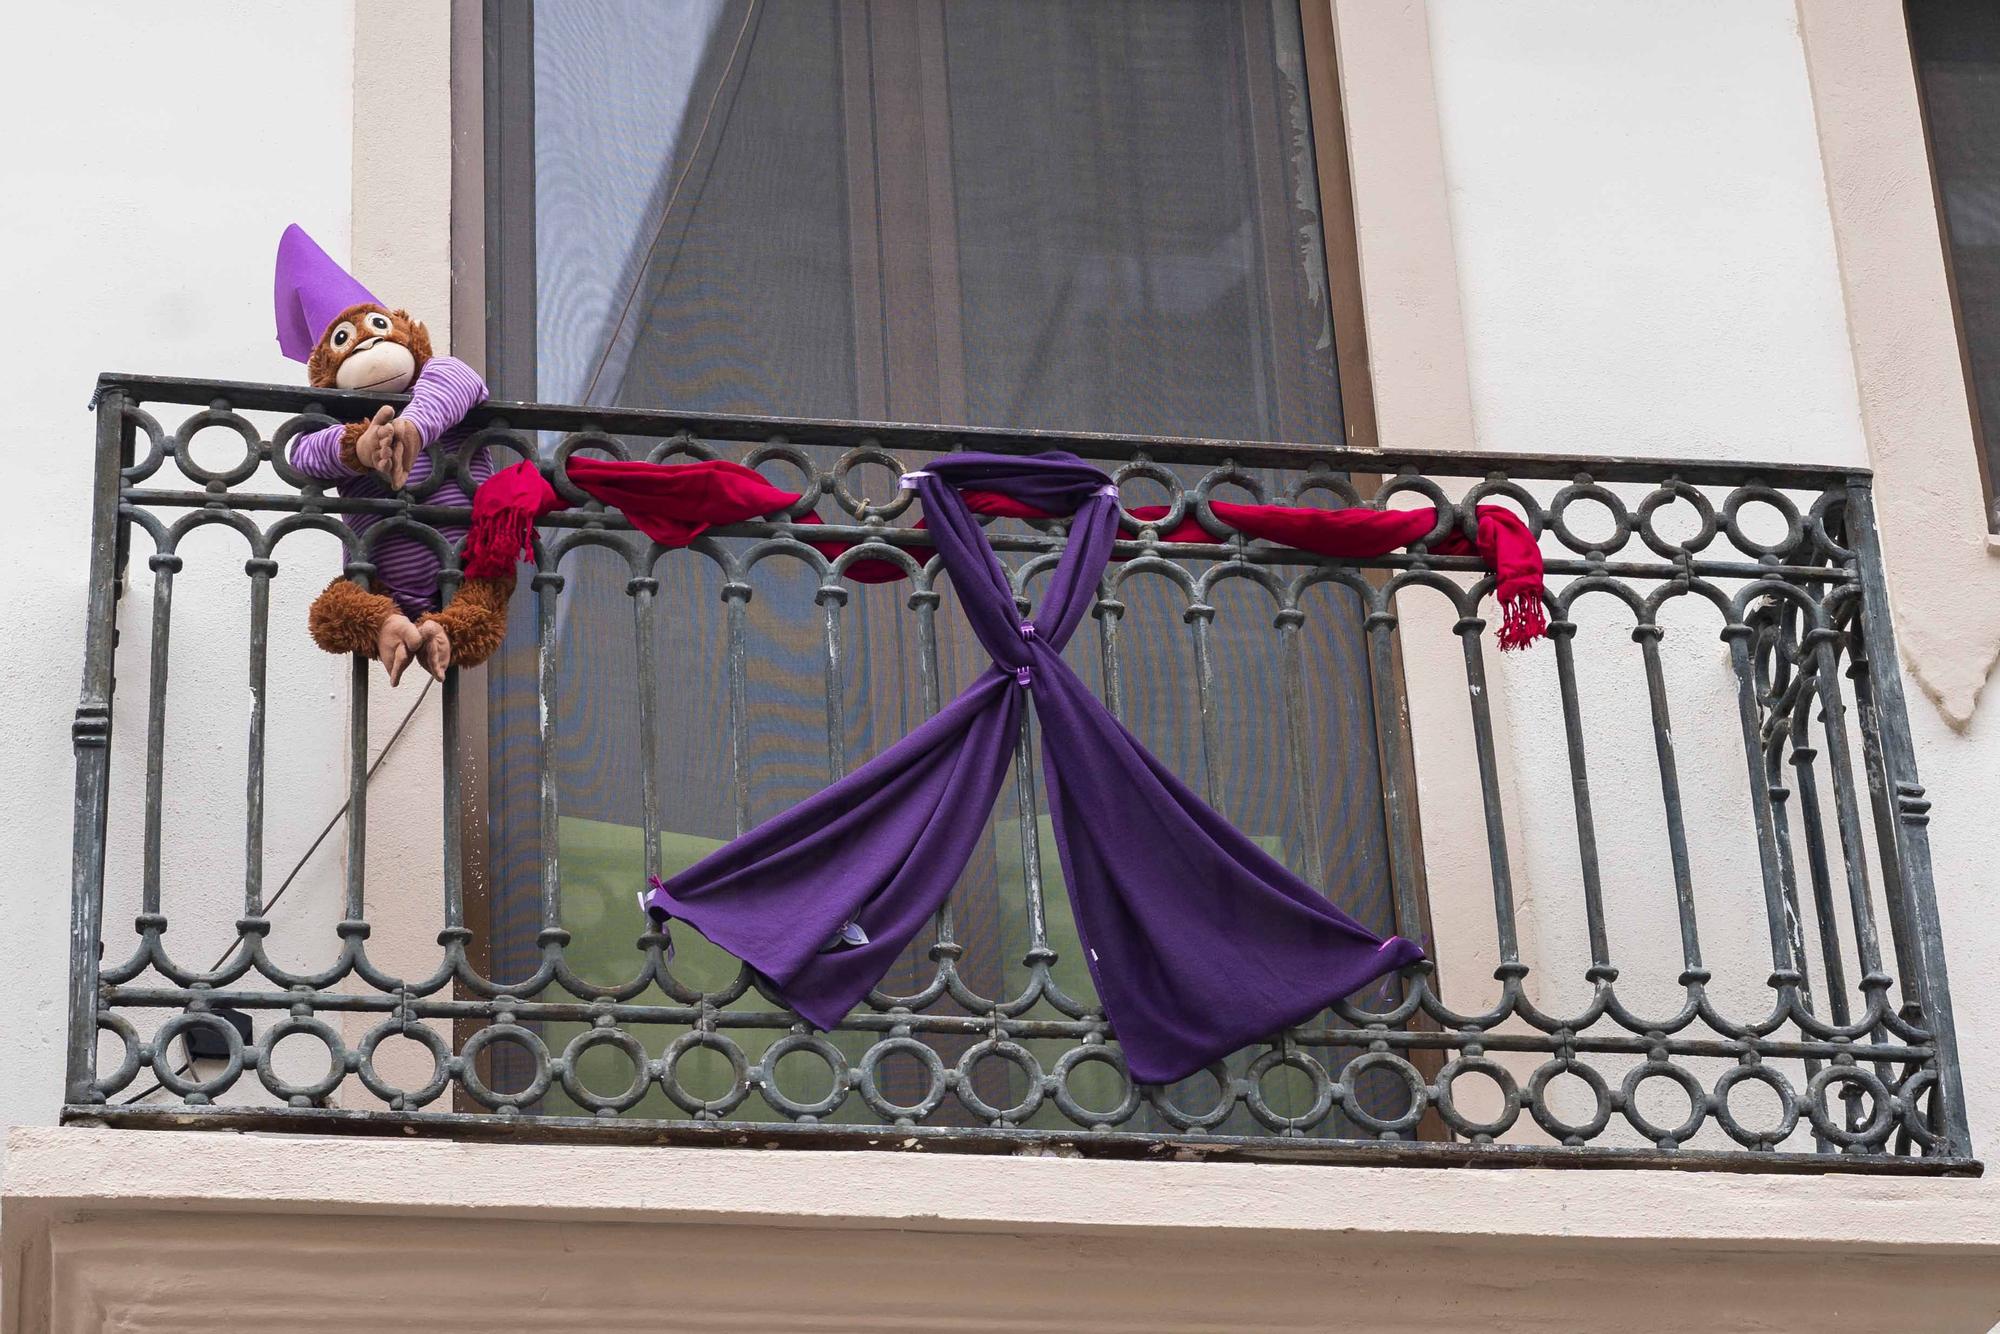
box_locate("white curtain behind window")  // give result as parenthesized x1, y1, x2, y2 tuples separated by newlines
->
(532, 0, 731, 406)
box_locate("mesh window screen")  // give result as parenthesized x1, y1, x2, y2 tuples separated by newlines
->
(484, 0, 1402, 1130)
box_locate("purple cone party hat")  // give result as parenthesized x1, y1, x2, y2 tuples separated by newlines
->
(273, 224, 380, 363)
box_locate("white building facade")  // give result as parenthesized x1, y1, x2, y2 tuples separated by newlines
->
(6, 2, 2000, 1329)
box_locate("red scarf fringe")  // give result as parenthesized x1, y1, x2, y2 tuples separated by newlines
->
(1498, 593, 1547, 652)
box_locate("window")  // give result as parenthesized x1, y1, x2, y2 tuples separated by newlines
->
(1909, 0, 2000, 528)
(470, 0, 1421, 1131)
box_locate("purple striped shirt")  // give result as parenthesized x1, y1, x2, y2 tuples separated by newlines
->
(291, 355, 494, 616)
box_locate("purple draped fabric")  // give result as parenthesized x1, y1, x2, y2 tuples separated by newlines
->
(644, 452, 1423, 1084)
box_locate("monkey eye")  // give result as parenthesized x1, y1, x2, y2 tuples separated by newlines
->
(329, 321, 356, 350)
(365, 312, 392, 335)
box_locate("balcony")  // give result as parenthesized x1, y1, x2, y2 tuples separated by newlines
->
(64, 372, 1975, 1174)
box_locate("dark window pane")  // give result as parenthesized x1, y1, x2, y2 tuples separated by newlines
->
(1910, 0, 2000, 518)
(524, 0, 1341, 443)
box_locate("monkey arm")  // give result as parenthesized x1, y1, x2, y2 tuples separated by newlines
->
(418, 573, 515, 670)
(290, 421, 372, 480)
(396, 356, 489, 447)
(308, 575, 398, 655)
(309, 575, 433, 685)
(337, 420, 372, 471)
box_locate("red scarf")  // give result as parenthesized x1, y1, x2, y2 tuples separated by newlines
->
(464, 460, 1546, 649)
(1206, 501, 1546, 651)
(461, 457, 800, 576)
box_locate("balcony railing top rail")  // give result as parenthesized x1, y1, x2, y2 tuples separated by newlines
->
(95, 370, 1870, 486)
(66, 372, 1975, 1174)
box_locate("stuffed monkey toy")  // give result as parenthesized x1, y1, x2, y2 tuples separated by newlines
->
(274, 225, 513, 683)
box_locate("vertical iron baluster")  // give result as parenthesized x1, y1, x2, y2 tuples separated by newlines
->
(243, 557, 274, 919)
(440, 659, 464, 933)
(1014, 709, 1052, 965)
(1096, 592, 1126, 719)
(1847, 655, 1921, 995)
(820, 585, 848, 784)
(631, 567, 662, 881)
(1364, 597, 1424, 946)
(1845, 478, 1968, 1155)
(723, 582, 751, 837)
(436, 545, 468, 937)
(1785, 695, 1852, 1024)
(909, 583, 956, 952)
(1839, 626, 1919, 992)
(1844, 632, 1911, 976)
(1844, 623, 1937, 1153)
(1635, 624, 1705, 978)
(1276, 604, 1326, 888)
(1805, 636, 1886, 982)
(344, 652, 369, 924)
(1763, 716, 1829, 1148)
(141, 550, 179, 918)
(913, 586, 944, 718)
(1185, 603, 1222, 809)
(1550, 620, 1612, 979)
(1805, 622, 1900, 1110)
(1785, 690, 1853, 1142)
(66, 389, 129, 1105)
(535, 567, 562, 940)
(1723, 626, 1802, 987)
(1764, 749, 1815, 999)
(1459, 615, 1522, 969)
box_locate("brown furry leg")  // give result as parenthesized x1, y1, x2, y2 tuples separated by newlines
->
(308, 576, 399, 657)
(419, 573, 515, 669)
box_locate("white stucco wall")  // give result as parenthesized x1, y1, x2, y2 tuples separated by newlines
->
(0, 3, 356, 1169)
(1430, 0, 1870, 467)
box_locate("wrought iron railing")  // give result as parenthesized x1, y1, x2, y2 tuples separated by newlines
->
(66, 372, 1975, 1172)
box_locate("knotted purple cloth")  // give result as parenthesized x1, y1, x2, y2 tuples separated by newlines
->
(643, 452, 1423, 1083)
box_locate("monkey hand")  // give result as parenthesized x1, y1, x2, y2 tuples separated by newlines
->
(384, 416, 423, 489)
(352, 406, 422, 490)
(375, 612, 425, 686)
(414, 619, 451, 682)
(352, 405, 399, 487)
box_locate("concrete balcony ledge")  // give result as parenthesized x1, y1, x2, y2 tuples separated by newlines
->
(6, 1125, 2000, 1331)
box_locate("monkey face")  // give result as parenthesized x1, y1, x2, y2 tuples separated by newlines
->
(306, 302, 434, 392)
